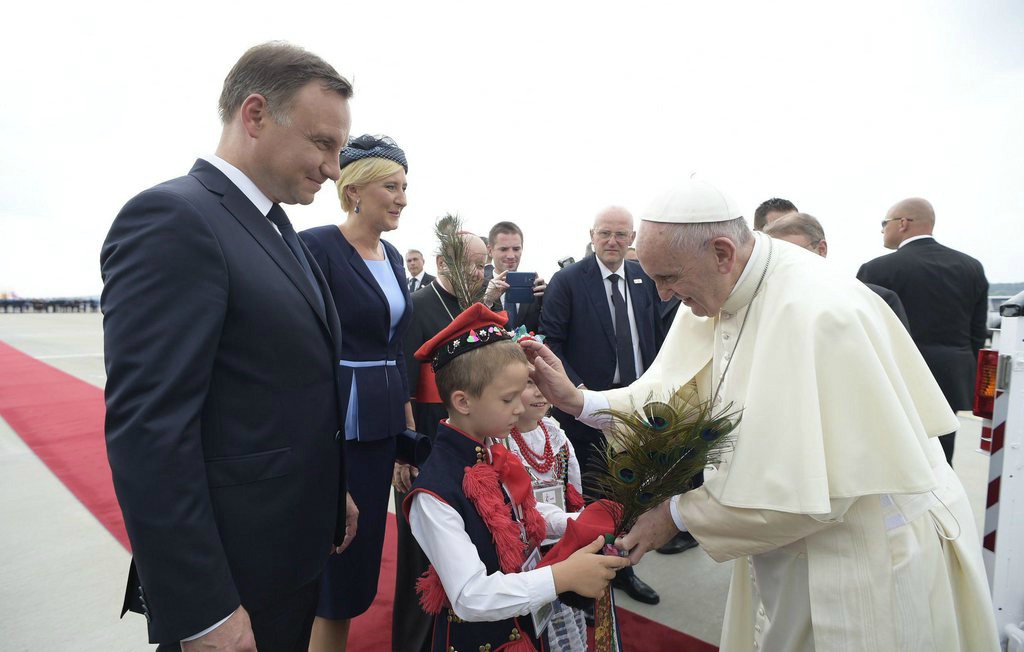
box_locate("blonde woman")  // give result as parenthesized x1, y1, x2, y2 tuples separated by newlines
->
(299, 135, 413, 652)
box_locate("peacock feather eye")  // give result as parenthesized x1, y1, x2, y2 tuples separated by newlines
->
(638, 492, 654, 504)
(700, 427, 720, 441)
(617, 467, 636, 483)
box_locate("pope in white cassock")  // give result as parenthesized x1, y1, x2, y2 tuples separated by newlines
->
(523, 177, 999, 651)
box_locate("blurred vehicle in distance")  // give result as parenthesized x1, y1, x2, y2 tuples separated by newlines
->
(988, 295, 1011, 342)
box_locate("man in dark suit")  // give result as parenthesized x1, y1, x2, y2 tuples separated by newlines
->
(857, 197, 988, 465)
(765, 212, 910, 328)
(404, 248, 435, 292)
(101, 43, 356, 651)
(541, 206, 665, 604)
(485, 221, 546, 333)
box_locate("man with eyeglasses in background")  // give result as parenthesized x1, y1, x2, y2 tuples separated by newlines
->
(764, 212, 909, 327)
(857, 197, 988, 466)
(541, 206, 667, 605)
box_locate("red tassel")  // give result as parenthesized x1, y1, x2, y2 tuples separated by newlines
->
(566, 483, 585, 513)
(464, 463, 527, 573)
(415, 566, 448, 615)
(520, 488, 547, 546)
(495, 638, 538, 651)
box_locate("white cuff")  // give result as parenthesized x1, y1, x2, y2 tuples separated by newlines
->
(182, 612, 234, 642)
(577, 390, 612, 429)
(669, 495, 688, 532)
(529, 567, 559, 611)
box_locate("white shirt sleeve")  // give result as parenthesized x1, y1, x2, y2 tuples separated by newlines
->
(409, 492, 558, 622)
(181, 613, 234, 642)
(577, 390, 613, 430)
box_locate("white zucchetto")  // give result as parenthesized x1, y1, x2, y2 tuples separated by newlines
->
(641, 174, 743, 224)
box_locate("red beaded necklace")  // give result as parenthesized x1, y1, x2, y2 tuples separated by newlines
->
(509, 421, 556, 474)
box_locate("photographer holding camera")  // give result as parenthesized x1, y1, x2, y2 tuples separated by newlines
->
(483, 221, 546, 333)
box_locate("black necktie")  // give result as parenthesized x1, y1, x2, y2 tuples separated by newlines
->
(609, 274, 637, 385)
(266, 205, 325, 316)
(504, 295, 518, 325)
(409, 277, 418, 293)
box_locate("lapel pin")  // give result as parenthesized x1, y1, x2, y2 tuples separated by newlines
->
(633, 278, 643, 284)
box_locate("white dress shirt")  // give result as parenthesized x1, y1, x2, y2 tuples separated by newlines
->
(594, 257, 644, 384)
(409, 271, 428, 292)
(898, 234, 934, 249)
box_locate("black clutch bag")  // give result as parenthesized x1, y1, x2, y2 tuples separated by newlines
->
(396, 429, 432, 467)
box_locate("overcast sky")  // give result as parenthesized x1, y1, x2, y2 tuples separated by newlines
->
(2, 0, 1022, 297)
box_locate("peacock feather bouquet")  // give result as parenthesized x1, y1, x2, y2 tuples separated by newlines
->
(589, 392, 740, 534)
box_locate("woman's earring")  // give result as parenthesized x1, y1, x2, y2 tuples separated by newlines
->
(354, 201, 361, 214)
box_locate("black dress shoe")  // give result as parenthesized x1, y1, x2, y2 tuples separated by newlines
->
(612, 573, 660, 605)
(656, 531, 699, 555)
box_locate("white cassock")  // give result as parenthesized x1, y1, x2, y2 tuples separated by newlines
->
(582, 233, 1000, 651)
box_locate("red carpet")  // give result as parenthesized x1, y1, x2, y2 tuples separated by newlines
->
(0, 339, 716, 651)
(0, 341, 128, 548)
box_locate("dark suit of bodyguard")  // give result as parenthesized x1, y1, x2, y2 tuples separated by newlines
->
(100, 44, 354, 649)
(857, 198, 988, 465)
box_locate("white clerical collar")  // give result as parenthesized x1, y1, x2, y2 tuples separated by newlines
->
(720, 232, 769, 316)
(595, 256, 626, 280)
(898, 234, 934, 249)
(205, 154, 274, 217)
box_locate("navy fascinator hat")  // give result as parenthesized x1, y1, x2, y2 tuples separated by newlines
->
(339, 134, 408, 172)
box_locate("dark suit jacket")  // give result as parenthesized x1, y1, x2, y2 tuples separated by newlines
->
(864, 282, 910, 329)
(408, 272, 434, 292)
(301, 226, 412, 441)
(857, 237, 988, 411)
(542, 257, 664, 394)
(492, 294, 544, 334)
(101, 160, 346, 644)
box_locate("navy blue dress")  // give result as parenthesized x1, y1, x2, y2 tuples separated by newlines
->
(300, 225, 412, 619)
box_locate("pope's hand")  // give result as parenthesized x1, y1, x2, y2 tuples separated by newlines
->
(518, 339, 583, 416)
(615, 499, 680, 565)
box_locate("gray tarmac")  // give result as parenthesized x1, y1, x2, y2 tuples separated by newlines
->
(0, 313, 991, 650)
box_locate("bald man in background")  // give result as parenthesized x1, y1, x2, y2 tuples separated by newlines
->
(764, 212, 909, 327)
(857, 198, 988, 465)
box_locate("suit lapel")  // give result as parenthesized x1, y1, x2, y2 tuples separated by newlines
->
(583, 258, 616, 347)
(388, 244, 414, 341)
(191, 162, 331, 335)
(347, 244, 390, 318)
(625, 264, 652, 363)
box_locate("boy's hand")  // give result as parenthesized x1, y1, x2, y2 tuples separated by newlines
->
(551, 536, 630, 598)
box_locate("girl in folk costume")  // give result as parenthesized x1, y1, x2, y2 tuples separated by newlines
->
(403, 304, 629, 652)
(504, 370, 589, 652)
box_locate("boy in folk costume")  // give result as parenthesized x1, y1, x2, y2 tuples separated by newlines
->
(504, 368, 589, 652)
(404, 304, 629, 651)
